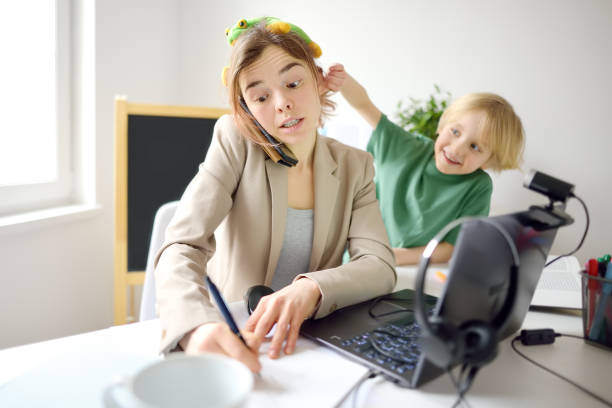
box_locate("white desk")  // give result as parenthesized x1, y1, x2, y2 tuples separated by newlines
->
(1, 270, 611, 408)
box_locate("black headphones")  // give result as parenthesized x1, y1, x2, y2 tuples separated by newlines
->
(414, 217, 520, 370)
(238, 98, 298, 167)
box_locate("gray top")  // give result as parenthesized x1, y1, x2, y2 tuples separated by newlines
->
(270, 207, 314, 291)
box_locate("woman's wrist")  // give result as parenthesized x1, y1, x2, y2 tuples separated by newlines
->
(295, 277, 322, 317)
(178, 322, 215, 352)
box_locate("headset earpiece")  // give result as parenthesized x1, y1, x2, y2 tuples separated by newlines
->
(421, 317, 499, 369)
(420, 316, 464, 369)
(459, 320, 498, 367)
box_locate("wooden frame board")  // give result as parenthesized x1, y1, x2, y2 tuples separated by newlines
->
(113, 96, 230, 325)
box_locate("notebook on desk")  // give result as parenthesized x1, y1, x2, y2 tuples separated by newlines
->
(301, 210, 560, 388)
(530, 255, 582, 309)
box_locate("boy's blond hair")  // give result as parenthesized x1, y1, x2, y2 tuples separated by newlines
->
(437, 93, 524, 171)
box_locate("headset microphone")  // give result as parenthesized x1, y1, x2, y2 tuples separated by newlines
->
(238, 98, 298, 167)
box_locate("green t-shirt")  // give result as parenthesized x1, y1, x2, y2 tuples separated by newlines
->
(367, 114, 492, 247)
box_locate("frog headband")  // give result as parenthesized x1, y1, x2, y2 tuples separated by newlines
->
(221, 17, 322, 86)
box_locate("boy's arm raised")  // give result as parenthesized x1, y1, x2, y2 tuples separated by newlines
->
(340, 71, 382, 129)
(322, 64, 382, 129)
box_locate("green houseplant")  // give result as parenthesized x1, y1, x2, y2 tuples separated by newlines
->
(394, 85, 452, 141)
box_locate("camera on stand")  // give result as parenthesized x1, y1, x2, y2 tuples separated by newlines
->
(520, 170, 574, 231)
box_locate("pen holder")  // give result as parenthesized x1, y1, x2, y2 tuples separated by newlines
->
(581, 271, 612, 349)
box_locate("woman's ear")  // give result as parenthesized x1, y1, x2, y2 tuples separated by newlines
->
(316, 66, 328, 96)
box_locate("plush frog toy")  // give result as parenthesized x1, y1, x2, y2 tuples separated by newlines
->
(225, 16, 322, 58)
(221, 17, 322, 86)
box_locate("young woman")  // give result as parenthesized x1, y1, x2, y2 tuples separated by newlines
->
(154, 18, 395, 372)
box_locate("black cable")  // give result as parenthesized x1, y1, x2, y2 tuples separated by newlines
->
(559, 333, 585, 341)
(447, 364, 474, 408)
(367, 295, 413, 319)
(510, 333, 612, 407)
(545, 193, 589, 267)
(331, 368, 377, 408)
(351, 370, 377, 408)
(446, 368, 462, 407)
(459, 366, 478, 407)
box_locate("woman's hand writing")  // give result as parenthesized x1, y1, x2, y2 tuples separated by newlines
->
(179, 322, 262, 373)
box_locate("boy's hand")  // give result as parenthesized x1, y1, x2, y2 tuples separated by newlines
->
(326, 66, 382, 129)
(319, 63, 346, 94)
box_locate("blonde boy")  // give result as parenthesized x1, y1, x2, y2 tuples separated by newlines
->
(324, 65, 524, 264)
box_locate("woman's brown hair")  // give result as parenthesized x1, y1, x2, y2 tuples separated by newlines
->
(226, 21, 335, 146)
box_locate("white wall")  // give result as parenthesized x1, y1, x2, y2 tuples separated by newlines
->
(178, 0, 612, 262)
(1, 0, 610, 348)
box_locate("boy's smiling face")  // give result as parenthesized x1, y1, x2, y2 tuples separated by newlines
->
(434, 110, 493, 175)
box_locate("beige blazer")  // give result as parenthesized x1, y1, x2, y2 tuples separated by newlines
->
(155, 115, 396, 353)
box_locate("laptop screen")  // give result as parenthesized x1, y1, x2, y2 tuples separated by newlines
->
(436, 210, 559, 340)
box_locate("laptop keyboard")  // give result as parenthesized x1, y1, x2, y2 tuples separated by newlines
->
(339, 321, 422, 375)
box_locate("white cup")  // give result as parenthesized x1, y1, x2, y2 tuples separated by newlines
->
(102, 353, 253, 408)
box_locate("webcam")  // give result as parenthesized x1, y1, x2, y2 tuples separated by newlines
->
(522, 170, 574, 230)
(523, 170, 574, 204)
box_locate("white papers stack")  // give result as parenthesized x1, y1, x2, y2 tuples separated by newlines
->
(531, 255, 582, 309)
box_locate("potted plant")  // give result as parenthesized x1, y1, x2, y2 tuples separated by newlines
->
(394, 85, 451, 141)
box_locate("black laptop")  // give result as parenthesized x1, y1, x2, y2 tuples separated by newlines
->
(300, 210, 559, 388)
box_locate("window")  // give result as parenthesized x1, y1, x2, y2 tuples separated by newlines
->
(0, 0, 72, 215)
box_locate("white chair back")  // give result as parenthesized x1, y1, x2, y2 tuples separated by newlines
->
(139, 201, 179, 321)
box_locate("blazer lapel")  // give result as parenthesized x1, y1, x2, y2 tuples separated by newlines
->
(310, 137, 339, 270)
(264, 159, 288, 285)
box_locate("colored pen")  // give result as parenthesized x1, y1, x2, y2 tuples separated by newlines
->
(588, 262, 612, 341)
(586, 259, 600, 333)
(205, 276, 251, 350)
(606, 297, 612, 345)
(598, 254, 611, 277)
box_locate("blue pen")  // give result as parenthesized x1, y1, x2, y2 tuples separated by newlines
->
(205, 276, 251, 350)
(588, 262, 612, 341)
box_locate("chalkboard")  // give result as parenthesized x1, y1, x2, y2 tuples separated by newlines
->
(127, 115, 215, 271)
(114, 97, 230, 324)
